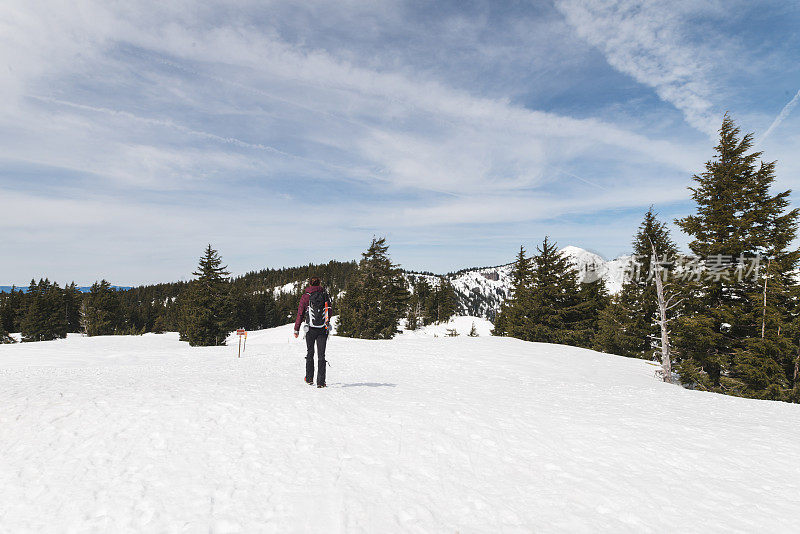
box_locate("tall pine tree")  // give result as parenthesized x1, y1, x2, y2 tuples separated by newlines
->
(0, 295, 12, 342)
(64, 282, 83, 333)
(84, 280, 121, 336)
(569, 275, 609, 349)
(338, 238, 409, 339)
(424, 277, 458, 324)
(674, 115, 799, 399)
(524, 237, 583, 344)
(406, 278, 430, 331)
(493, 246, 533, 337)
(21, 279, 67, 342)
(179, 245, 232, 347)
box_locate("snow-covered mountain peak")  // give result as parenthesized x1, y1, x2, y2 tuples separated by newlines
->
(559, 245, 601, 259)
(558, 246, 629, 293)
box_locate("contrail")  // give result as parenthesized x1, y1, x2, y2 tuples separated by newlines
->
(552, 167, 608, 191)
(760, 89, 800, 144)
(30, 95, 297, 157)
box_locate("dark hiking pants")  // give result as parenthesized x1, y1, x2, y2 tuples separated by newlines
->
(305, 327, 328, 385)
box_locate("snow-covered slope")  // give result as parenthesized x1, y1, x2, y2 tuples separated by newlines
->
(400, 316, 495, 337)
(272, 280, 301, 298)
(2, 327, 799, 532)
(448, 263, 515, 319)
(559, 245, 632, 294)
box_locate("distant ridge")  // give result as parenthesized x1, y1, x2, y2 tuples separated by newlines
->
(399, 246, 632, 319)
(0, 285, 132, 294)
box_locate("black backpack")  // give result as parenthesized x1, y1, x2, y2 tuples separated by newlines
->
(306, 290, 330, 329)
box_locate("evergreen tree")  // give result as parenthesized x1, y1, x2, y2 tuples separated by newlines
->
(84, 280, 122, 336)
(230, 286, 280, 331)
(594, 289, 642, 357)
(424, 277, 457, 324)
(422, 281, 439, 325)
(64, 282, 83, 333)
(44, 280, 68, 338)
(415, 278, 434, 325)
(152, 314, 168, 334)
(20, 279, 43, 342)
(405, 306, 419, 331)
(178, 245, 232, 346)
(258, 291, 280, 330)
(436, 277, 458, 323)
(405, 281, 423, 331)
(0, 287, 23, 335)
(674, 115, 800, 398)
(231, 284, 257, 331)
(569, 276, 609, 349)
(523, 237, 583, 344)
(0, 293, 12, 342)
(21, 279, 67, 342)
(493, 246, 533, 336)
(337, 238, 410, 339)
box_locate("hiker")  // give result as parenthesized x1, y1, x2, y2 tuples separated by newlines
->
(294, 277, 331, 388)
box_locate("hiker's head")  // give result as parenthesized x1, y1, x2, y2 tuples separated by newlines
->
(310, 276, 321, 287)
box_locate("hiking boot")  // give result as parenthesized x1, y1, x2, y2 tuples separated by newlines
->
(317, 384, 326, 388)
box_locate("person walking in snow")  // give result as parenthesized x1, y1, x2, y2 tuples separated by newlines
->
(294, 277, 331, 388)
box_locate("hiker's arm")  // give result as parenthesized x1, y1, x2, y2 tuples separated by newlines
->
(294, 293, 308, 333)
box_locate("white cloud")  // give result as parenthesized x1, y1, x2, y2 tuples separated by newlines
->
(554, 0, 736, 137)
(0, 0, 701, 190)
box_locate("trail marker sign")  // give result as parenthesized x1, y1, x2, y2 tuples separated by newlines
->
(236, 329, 247, 358)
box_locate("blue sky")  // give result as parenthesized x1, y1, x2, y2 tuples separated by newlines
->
(2, 0, 799, 285)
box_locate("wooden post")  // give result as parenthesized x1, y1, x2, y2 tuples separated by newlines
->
(235, 329, 246, 357)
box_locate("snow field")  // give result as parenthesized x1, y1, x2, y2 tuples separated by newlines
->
(1, 321, 800, 532)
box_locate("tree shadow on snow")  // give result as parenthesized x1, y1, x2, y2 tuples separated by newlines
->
(338, 382, 397, 388)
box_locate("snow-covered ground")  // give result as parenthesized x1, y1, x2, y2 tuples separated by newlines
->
(400, 316, 494, 338)
(2, 323, 799, 532)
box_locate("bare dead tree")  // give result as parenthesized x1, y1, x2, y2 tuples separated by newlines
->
(648, 237, 681, 383)
(761, 257, 771, 339)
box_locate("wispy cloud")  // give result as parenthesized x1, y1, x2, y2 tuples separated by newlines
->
(554, 0, 740, 136)
(1, 1, 702, 196)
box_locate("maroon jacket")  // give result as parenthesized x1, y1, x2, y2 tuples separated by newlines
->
(294, 285, 325, 332)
